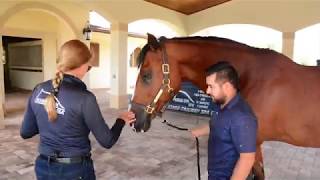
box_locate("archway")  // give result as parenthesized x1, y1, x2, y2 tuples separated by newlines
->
(294, 23, 320, 66)
(0, 2, 77, 37)
(0, 5, 77, 125)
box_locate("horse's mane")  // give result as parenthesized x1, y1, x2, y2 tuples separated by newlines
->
(137, 36, 279, 68)
(171, 36, 278, 53)
(171, 36, 248, 46)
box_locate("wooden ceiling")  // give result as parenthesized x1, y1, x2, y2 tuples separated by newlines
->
(144, 0, 231, 15)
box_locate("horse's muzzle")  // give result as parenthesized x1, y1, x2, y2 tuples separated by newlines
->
(130, 102, 155, 132)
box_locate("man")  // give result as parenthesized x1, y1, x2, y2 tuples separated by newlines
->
(191, 61, 257, 180)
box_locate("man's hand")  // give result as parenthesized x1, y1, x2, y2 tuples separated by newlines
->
(190, 124, 210, 137)
(119, 111, 136, 125)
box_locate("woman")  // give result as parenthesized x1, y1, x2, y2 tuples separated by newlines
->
(20, 39, 135, 180)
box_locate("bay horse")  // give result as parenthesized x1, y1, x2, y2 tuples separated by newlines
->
(130, 33, 320, 179)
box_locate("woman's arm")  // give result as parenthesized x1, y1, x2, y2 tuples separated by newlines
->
(83, 94, 134, 149)
(20, 96, 39, 139)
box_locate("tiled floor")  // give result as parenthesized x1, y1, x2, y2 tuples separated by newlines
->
(1, 89, 320, 180)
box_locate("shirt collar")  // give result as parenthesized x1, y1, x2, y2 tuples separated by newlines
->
(221, 92, 241, 110)
(63, 74, 87, 90)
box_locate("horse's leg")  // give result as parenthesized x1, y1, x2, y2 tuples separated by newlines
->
(252, 144, 265, 180)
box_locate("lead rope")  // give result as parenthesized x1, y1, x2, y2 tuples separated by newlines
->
(162, 120, 201, 180)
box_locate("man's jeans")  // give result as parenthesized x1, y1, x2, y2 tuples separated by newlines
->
(35, 155, 96, 180)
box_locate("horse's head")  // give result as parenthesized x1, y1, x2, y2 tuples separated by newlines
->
(130, 34, 181, 132)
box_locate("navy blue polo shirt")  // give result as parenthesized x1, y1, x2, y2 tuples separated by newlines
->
(208, 93, 257, 179)
(20, 74, 125, 157)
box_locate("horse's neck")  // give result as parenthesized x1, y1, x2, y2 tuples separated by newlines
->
(168, 41, 262, 91)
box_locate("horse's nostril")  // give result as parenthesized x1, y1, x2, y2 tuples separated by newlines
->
(130, 121, 136, 126)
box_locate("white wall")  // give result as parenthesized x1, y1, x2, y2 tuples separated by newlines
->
(294, 24, 320, 66)
(57, 19, 77, 50)
(83, 0, 187, 36)
(128, 19, 180, 38)
(186, 0, 320, 34)
(0, 36, 5, 126)
(4, 9, 59, 33)
(192, 24, 282, 52)
(88, 34, 147, 91)
(89, 32, 111, 89)
(127, 36, 147, 94)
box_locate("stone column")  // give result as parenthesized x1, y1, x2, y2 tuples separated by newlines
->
(0, 36, 5, 129)
(109, 22, 128, 109)
(42, 35, 57, 81)
(282, 32, 295, 59)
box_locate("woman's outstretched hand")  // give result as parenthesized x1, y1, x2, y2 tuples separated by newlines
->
(119, 111, 136, 125)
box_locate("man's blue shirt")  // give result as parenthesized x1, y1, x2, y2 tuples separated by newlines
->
(208, 93, 257, 179)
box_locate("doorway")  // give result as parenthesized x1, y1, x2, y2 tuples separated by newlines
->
(2, 36, 42, 122)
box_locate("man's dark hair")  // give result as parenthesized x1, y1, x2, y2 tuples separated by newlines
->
(205, 61, 240, 90)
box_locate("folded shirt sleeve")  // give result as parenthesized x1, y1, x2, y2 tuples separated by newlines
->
(231, 114, 257, 153)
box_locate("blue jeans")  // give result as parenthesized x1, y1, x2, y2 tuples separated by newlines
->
(35, 155, 96, 180)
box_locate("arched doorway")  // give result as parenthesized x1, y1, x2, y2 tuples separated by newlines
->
(0, 4, 77, 125)
(294, 23, 320, 66)
(192, 24, 282, 52)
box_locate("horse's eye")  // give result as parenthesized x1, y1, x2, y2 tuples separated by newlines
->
(142, 72, 152, 84)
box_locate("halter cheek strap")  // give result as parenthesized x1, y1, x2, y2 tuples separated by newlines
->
(144, 45, 175, 114)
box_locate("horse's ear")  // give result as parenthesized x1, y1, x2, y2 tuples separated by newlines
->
(147, 33, 160, 51)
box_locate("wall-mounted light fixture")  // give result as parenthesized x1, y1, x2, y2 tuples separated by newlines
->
(83, 21, 92, 41)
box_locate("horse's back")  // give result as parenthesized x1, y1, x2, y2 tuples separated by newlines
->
(248, 55, 320, 147)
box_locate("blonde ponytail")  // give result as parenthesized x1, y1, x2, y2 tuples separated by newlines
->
(44, 39, 91, 122)
(44, 71, 64, 122)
